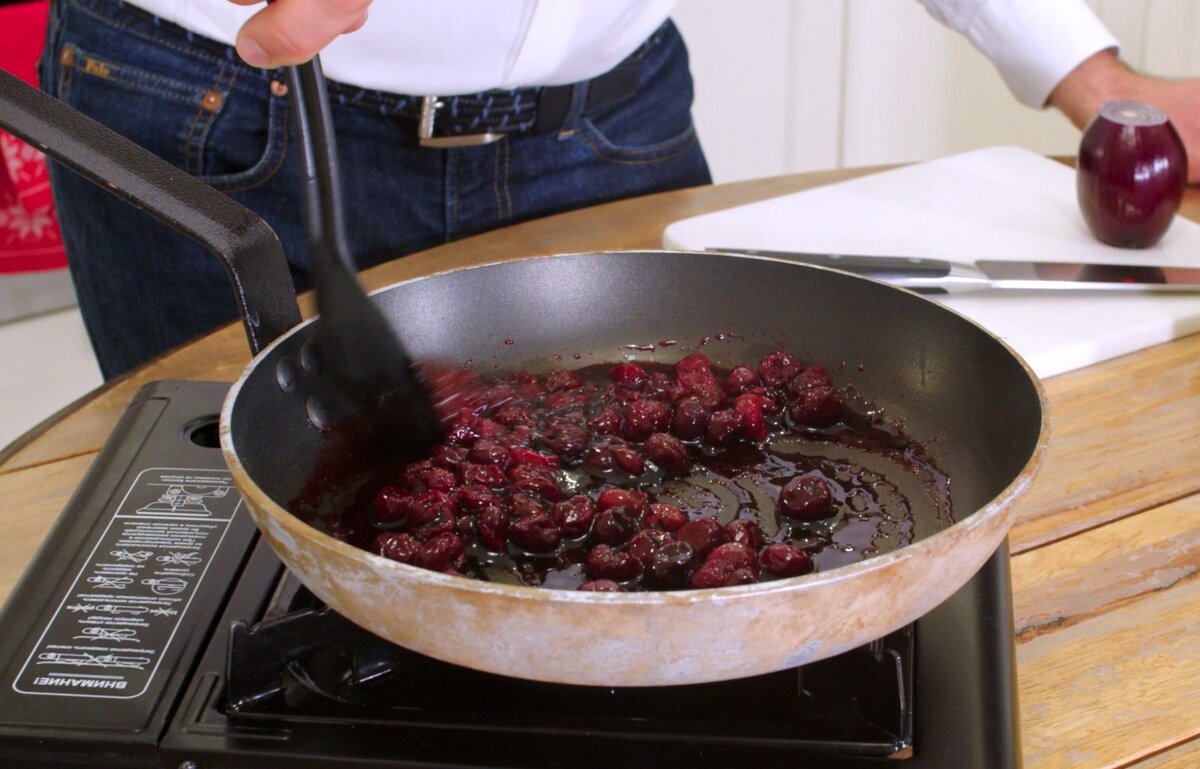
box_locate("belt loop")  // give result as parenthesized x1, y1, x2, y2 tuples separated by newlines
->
(557, 81, 590, 140)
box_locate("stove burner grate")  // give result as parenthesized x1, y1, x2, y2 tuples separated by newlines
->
(225, 575, 914, 759)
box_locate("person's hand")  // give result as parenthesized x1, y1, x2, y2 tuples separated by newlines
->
(1050, 50, 1200, 183)
(229, 0, 371, 69)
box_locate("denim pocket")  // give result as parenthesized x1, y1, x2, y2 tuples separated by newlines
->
(54, 40, 285, 192)
(577, 113, 700, 165)
(573, 24, 701, 166)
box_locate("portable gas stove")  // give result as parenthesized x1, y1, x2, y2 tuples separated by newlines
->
(0, 381, 1020, 768)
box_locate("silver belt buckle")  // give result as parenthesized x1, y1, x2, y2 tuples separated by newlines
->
(418, 95, 505, 148)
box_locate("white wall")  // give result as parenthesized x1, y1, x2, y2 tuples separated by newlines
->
(672, 0, 1200, 183)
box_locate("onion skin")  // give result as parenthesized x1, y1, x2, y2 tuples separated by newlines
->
(1077, 101, 1187, 249)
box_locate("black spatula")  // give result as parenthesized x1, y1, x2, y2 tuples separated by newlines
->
(285, 59, 442, 455)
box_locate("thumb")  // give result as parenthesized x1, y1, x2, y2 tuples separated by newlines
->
(231, 0, 370, 68)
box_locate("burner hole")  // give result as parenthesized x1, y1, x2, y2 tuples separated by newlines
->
(185, 416, 222, 448)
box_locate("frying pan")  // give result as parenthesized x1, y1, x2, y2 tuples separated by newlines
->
(0, 68, 1047, 687)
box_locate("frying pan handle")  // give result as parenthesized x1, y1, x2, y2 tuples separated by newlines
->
(0, 67, 302, 355)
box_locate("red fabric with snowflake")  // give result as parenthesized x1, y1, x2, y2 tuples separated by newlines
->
(1, 1, 67, 274)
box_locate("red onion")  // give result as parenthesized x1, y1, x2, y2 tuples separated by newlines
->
(1076, 100, 1187, 248)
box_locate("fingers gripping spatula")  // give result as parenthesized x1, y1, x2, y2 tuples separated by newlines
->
(285, 59, 442, 456)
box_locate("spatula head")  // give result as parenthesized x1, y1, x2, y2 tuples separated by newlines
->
(307, 265, 443, 460)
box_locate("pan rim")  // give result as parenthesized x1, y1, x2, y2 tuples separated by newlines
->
(219, 249, 1049, 607)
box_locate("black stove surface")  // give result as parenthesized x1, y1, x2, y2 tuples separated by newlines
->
(0, 381, 1021, 769)
(221, 566, 914, 758)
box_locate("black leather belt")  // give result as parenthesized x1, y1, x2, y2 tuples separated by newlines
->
(413, 56, 641, 147)
(404, 28, 659, 148)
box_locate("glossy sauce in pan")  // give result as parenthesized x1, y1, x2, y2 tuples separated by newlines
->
(300, 356, 954, 592)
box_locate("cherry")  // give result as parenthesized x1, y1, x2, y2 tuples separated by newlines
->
(706, 408, 744, 445)
(760, 543, 814, 578)
(492, 404, 534, 427)
(476, 504, 509, 550)
(410, 508, 457, 542)
(479, 418, 509, 439)
(583, 446, 615, 472)
(509, 515, 562, 552)
(507, 463, 563, 501)
(676, 355, 726, 410)
(724, 518, 763, 550)
(373, 532, 421, 563)
(641, 372, 686, 402)
(499, 424, 534, 449)
(593, 506, 640, 546)
(509, 492, 548, 519)
(675, 353, 716, 389)
(444, 410, 481, 445)
(597, 487, 648, 514)
(578, 579, 622, 592)
(373, 486, 410, 526)
(786, 364, 833, 396)
(733, 392, 769, 442)
(789, 385, 842, 427)
(417, 466, 458, 493)
(431, 445, 468, 472)
(778, 475, 834, 520)
(460, 462, 507, 489)
(610, 445, 646, 475)
(748, 385, 784, 415)
(706, 542, 758, 572)
(644, 502, 687, 532)
(509, 447, 561, 469)
(677, 517, 726, 558)
(405, 490, 458, 527)
(689, 380, 727, 410)
(541, 422, 590, 460)
(725, 365, 760, 395)
(758, 351, 802, 387)
(643, 541, 696, 589)
(690, 559, 756, 589)
(624, 398, 671, 442)
(543, 369, 583, 391)
(643, 432, 690, 471)
(455, 484, 501, 512)
(627, 528, 674, 566)
(552, 495, 596, 537)
(670, 396, 710, 441)
(469, 439, 511, 468)
(585, 545, 641, 582)
(413, 532, 466, 572)
(609, 361, 648, 388)
(400, 460, 435, 492)
(587, 406, 624, 435)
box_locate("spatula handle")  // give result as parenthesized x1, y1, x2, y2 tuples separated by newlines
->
(286, 59, 355, 277)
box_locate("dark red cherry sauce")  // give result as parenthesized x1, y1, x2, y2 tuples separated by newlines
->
(307, 352, 953, 592)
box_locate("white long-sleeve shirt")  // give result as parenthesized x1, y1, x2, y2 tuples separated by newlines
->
(124, 0, 1117, 107)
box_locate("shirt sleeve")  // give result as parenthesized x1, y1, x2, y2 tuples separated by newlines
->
(915, 0, 1120, 108)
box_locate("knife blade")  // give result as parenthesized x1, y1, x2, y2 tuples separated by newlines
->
(708, 248, 1200, 294)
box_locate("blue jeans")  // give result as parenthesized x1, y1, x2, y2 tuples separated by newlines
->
(40, 0, 711, 379)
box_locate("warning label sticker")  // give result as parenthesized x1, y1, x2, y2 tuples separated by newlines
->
(13, 468, 242, 699)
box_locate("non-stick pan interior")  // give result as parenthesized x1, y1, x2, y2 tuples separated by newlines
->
(227, 251, 1043, 523)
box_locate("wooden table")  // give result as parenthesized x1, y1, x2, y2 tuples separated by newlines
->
(2, 167, 1198, 768)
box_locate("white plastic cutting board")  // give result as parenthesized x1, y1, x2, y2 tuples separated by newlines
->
(663, 146, 1200, 378)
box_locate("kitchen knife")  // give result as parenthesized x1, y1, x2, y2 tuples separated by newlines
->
(709, 248, 1200, 294)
